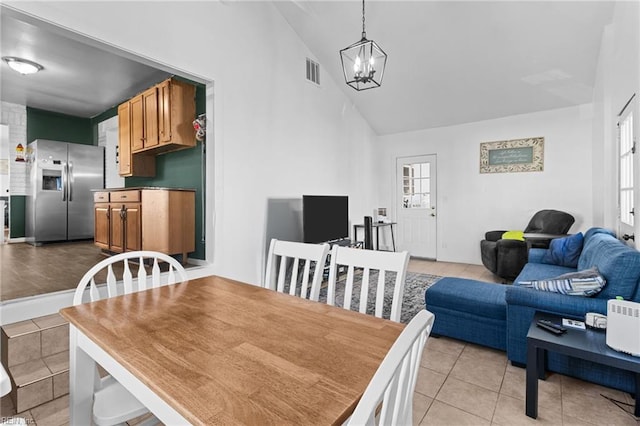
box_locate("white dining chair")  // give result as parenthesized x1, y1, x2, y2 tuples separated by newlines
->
(348, 309, 435, 426)
(73, 251, 187, 426)
(327, 246, 410, 322)
(264, 238, 330, 301)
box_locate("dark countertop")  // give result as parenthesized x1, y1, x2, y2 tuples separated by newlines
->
(92, 187, 196, 192)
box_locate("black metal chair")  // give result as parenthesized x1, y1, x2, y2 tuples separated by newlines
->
(480, 210, 575, 281)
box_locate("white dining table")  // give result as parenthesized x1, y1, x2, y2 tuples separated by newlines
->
(61, 275, 404, 425)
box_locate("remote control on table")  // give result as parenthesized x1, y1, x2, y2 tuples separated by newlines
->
(538, 319, 567, 332)
(536, 319, 566, 335)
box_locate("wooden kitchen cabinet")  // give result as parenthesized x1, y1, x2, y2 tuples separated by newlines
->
(141, 189, 195, 261)
(122, 77, 195, 156)
(154, 78, 196, 152)
(117, 102, 155, 177)
(110, 191, 142, 253)
(130, 86, 160, 152)
(94, 188, 195, 262)
(94, 203, 110, 250)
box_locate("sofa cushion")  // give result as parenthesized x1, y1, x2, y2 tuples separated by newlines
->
(578, 231, 640, 300)
(541, 232, 584, 267)
(514, 262, 576, 284)
(425, 277, 507, 320)
(518, 267, 606, 296)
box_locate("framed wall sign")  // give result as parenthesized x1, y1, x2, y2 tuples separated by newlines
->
(480, 137, 544, 173)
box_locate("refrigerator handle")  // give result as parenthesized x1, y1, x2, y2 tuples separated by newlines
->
(68, 161, 74, 202)
(62, 163, 67, 201)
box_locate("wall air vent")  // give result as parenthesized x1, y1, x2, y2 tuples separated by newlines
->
(306, 58, 320, 85)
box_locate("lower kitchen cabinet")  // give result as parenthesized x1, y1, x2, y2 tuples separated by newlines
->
(94, 203, 110, 250)
(93, 188, 194, 262)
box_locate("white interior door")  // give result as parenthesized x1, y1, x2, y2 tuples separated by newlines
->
(396, 155, 437, 258)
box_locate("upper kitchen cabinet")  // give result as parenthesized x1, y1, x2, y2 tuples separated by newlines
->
(117, 102, 156, 177)
(117, 77, 196, 177)
(156, 78, 196, 150)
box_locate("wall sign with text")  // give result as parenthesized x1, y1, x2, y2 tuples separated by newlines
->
(479, 137, 544, 173)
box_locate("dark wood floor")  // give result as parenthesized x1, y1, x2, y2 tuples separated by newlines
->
(0, 241, 196, 301)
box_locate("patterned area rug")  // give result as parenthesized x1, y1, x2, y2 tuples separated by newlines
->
(318, 271, 442, 324)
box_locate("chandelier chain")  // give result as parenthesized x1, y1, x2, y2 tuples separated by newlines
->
(361, 0, 366, 39)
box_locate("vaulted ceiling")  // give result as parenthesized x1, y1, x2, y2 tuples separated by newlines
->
(1, 1, 616, 135)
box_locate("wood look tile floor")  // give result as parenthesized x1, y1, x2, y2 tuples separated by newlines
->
(0, 241, 197, 301)
(1, 258, 638, 425)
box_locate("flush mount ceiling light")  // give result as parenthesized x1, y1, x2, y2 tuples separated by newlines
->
(339, 0, 387, 91)
(2, 56, 44, 75)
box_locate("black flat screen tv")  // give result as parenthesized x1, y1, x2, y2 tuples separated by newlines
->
(303, 195, 349, 244)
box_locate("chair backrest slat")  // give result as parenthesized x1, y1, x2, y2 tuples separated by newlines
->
(89, 278, 100, 302)
(106, 265, 117, 298)
(359, 267, 370, 314)
(289, 258, 300, 296)
(300, 260, 311, 299)
(264, 239, 330, 302)
(347, 310, 435, 426)
(123, 260, 133, 294)
(138, 257, 147, 291)
(374, 270, 386, 318)
(344, 265, 355, 310)
(73, 251, 188, 306)
(152, 257, 161, 287)
(327, 246, 410, 322)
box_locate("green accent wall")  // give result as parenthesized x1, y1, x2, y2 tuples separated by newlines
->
(26, 107, 93, 145)
(9, 196, 25, 238)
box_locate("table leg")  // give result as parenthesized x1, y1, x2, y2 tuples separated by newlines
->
(635, 373, 640, 417)
(376, 227, 380, 251)
(526, 342, 541, 419)
(69, 325, 96, 425)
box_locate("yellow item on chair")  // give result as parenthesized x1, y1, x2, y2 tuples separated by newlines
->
(501, 230, 525, 241)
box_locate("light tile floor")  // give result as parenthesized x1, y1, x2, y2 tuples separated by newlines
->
(2, 259, 639, 425)
(409, 258, 640, 426)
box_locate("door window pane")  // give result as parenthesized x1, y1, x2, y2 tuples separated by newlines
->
(402, 162, 431, 209)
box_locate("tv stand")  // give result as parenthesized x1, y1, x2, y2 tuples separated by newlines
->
(353, 222, 397, 251)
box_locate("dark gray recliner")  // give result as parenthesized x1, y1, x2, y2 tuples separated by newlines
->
(480, 209, 575, 281)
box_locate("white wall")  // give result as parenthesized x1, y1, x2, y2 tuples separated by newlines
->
(591, 1, 640, 236)
(375, 105, 594, 265)
(6, 2, 378, 285)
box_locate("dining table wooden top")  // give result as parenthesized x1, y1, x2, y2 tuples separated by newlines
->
(60, 275, 405, 425)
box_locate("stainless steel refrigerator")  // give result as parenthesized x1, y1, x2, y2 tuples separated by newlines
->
(26, 139, 104, 244)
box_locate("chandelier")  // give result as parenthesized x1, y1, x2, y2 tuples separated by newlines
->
(339, 0, 387, 91)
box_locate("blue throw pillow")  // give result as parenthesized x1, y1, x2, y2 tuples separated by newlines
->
(541, 232, 584, 268)
(519, 267, 606, 297)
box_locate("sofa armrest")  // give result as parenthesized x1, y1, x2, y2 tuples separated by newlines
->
(485, 230, 507, 242)
(505, 285, 608, 317)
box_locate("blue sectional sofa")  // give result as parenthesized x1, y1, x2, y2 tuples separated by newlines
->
(425, 227, 640, 393)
